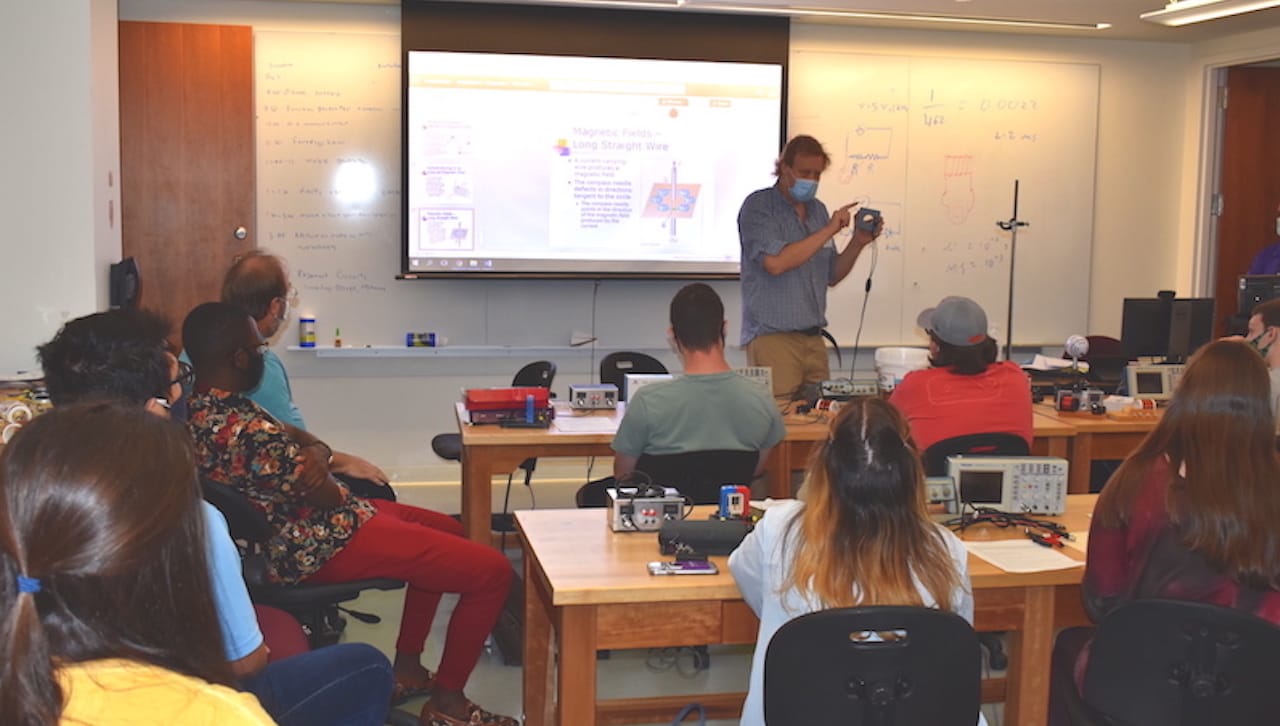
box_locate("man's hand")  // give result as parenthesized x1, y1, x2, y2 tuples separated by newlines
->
(330, 452, 390, 486)
(830, 203, 854, 231)
(849, 208, 883, 248)
(294, 443, 331, 495)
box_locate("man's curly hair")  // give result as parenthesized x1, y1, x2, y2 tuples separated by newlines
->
(37, 309, 172, 407)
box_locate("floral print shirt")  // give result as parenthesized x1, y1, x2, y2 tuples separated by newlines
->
(187, 388, 375, 584)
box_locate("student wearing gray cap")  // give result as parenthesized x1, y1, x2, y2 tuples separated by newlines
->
(888, 296, 1032, 453)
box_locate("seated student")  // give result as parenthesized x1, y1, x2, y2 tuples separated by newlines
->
(1237, 297, 1280, 428)
(888, 296, 1032, 454)
(182, 301, 516, 726)
(1049, 339, 1280, 724)
(580, 283, 785, 505)
(729, 397, 974, 726)
(0, 403, 274, 726)
(36, 309, 393, 726)
(220, 250, 394, 500)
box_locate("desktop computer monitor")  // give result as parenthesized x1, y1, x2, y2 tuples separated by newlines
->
(1120, 296, 1215, 364)
(1165, 298, 1214, 363)
(1238, 274, 1280, 316)
(1120, 298, 1171, 360)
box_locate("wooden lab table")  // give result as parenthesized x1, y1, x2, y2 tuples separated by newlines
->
(454, 402, 1080, 544)
(1032, 404, 1161, 493)
(517, 496, 1096, 726)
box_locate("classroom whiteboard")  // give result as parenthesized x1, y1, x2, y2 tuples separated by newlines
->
(254, 33, 1099, 350)
(254, 30, 706, 351)
(789, 51, 1099, 347)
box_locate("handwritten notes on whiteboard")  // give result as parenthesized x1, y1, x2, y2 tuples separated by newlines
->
(255, 31, 429, 344)
(250, 33, 1100, 348)
(789, 51, 1099, 346)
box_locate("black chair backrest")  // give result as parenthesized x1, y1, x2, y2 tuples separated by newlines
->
(512, 360, 556, 389)
(634, 449, 758, 505)
(922, 432, 1030, 478)
(599, 351, 667, 401)
(1080, 599, 1280, 726)
(765, 606, 980, 726)
(201, 477, 273, 544)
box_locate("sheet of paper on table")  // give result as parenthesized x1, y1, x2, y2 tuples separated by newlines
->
(551, 416, 620, 434)
(964, 539, 1085, 573)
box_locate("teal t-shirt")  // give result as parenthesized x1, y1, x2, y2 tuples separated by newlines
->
(611, 371, 785, 458)
(178, 348, 305, 429)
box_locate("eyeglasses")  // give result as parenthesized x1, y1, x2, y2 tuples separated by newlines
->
(277, 288, 300, 310)
(171, 360, 194, 388)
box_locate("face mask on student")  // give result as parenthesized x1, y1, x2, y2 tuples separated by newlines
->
(789, 178, 818, 203)
(1250, 328, 1274, 358)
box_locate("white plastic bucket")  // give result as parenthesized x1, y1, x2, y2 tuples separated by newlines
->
(875, 347, 930, 394)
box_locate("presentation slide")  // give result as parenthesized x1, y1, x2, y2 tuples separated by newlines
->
(405, 51, 782, 277)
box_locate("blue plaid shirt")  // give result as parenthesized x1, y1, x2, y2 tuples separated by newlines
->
(738, 186, 836, 345)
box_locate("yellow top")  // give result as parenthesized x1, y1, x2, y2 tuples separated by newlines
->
(57, 658, 274, 725)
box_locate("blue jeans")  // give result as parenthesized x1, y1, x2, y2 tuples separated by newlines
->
(241, 642, 393, 726)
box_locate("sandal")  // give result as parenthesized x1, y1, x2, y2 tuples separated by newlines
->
(391, 672, 436, 706)
(418, 699, 519, 726)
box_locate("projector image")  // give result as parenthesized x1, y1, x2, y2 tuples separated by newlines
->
(569, 383, 618, 410)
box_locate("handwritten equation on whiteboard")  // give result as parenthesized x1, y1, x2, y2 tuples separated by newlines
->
(789, 50, 1098, 345)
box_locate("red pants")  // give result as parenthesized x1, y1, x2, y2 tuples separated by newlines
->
(305, 500, 512, 691)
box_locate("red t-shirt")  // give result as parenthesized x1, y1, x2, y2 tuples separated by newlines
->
(887, 360, 1033, 453)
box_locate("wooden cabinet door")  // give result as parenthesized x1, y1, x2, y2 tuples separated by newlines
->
(1214, 66, 1280, 331)
(119, 21, 254, 345)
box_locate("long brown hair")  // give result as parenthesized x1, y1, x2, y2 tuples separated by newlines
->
(1097, 339, 1280, 589)
(0, 403, 232, 726)
(783, 397, 962, 609)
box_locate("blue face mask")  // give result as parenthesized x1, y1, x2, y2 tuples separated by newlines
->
(789, 178, 818, 203)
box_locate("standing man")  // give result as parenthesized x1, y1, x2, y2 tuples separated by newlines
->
(739, 134, 882, 400)
(220, 250, 393, 500)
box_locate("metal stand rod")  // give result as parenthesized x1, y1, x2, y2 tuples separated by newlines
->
(997, 180, 1030, 362)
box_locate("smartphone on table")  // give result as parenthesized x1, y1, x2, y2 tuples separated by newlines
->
(647, 560, 719, 576)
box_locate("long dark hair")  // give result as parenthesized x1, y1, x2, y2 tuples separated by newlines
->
(927, 331, 998, 375)
(1097, 339, 1280, 589)
(0, 403, 231, 726)
(783, 397, 962, 609)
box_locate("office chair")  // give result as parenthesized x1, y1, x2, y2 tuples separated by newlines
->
(599, 351, 667, 401)
(429, 360, 556, 536)
(922, 432, 1031, 478)
(923, 431, 1029, 672)
(1059, 599, 1280, 726)
(574, 449, 758, 507)
(764, 606, 981, 726)
(201, 478, 405, 649)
